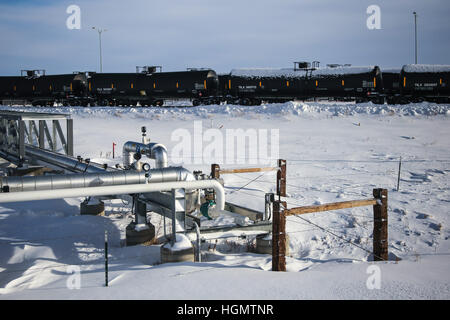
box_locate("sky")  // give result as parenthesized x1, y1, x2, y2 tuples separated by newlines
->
(0, 0, 449, 75)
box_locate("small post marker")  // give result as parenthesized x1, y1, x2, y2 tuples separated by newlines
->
(397, 156, 402, 191)
(112, 142, 117, 159)
(105, 230, 109, 287)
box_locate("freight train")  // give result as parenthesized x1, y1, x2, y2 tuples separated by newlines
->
(0, 67, 219, 107)
(0, 62, 449, 106)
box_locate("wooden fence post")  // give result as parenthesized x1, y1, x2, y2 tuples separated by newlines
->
(373, 188, 388, 261)
(276, 159, 286, 199)
(211, 163, 220, 179)
(272, 200, 287, 271)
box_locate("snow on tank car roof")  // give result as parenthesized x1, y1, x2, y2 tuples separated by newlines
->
(230, 66, 377, 78)
(230, 68, 305, 78)
(402, 64, 450, 73)
(311, 66, 377, 76)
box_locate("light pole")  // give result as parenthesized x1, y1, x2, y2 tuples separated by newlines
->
(413, 12, 418, 64)
(92, 27, 107, 73)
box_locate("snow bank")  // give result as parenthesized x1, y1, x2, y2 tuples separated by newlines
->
(1, 102, 448, 120)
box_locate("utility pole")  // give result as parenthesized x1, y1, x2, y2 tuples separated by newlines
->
(413, 12, 418, 64)
(92, 27, 107, 73)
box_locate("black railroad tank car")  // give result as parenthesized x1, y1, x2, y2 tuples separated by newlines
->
(33, 73, 88, 106)
(88, 71, 152, 106)
(145, 69, 219, 106)
(308, 65, 384, 103)
(224, 68, 304, 105)
(399, 64, 450, 103)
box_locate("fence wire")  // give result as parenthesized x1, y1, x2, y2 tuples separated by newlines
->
(0, 156, 447, 282)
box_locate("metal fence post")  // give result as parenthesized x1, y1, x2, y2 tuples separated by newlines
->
(397, 157, 402, 191)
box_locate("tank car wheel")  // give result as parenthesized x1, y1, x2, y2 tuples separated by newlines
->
(252, 99, 262, 106)
(240, 98, 250, 106)
(386, 97, 396, 105)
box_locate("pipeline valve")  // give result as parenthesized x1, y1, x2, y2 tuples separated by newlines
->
(142, 162, 151, 181)
(141, 126, 150, 144)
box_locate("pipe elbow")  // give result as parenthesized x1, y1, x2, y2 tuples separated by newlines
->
(122, 141, 168, 169)
(149, 143, 168, 168)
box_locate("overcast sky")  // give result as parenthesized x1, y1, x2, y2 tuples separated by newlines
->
(0, 0, 449, 75)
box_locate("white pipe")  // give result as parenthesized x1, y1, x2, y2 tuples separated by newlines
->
(0, 179, 225, 210)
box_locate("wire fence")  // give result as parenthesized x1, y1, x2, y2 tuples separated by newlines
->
(0, 155, 448, 281)
(218, 157, 444, 261)
(168, 154, 450, 164)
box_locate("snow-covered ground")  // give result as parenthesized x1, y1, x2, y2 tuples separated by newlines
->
(0, 101, 449, 299)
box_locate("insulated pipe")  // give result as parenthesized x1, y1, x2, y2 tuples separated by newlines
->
(0, 166, 195, 192)
(25, 145, 109, 173)
(0, 179, 226, 211)
(151, 144, 168, 169)
(123, 141, 168, 169)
